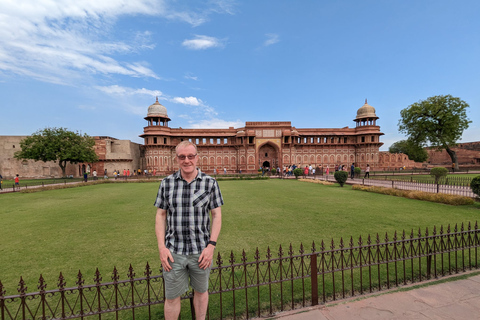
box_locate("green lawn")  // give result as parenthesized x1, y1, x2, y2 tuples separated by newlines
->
(1, 179, 479, 294)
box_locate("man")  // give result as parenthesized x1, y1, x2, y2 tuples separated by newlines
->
(154, 141, 223, 320)
(350, 163, 355, 179)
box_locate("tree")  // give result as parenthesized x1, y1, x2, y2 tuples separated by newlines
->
(398, 95, 471, 170)
(388, 139, 429, 162)
(15, 127, 98, 177)
(430, 167, 448, 184)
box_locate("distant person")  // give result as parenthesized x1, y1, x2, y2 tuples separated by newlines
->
(93, 170, 97, 181)
(123, 169, 127, 176)
(308, 164, 313, 175)
(224, 167, 227, 174)
(83, 172, 88, 182)
(104, 169, 108, 179)
(325, 165, 330, 176)
(364, 164, 370, 178)
(114, 170, 118, 180)
(0, 174, 3, 190)
(213, 168, 217, 175)
(15, 174, 20, 186)
(350, 163, 355, 179)
(127, 169, 130, 177)
(304, 166, 309, 176)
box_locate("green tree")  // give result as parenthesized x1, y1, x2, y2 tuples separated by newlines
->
(430, 167, 448, 184)
(398, 95, 471, 170)
(388, 139, 429, 162)
(14, 127, 98, 177)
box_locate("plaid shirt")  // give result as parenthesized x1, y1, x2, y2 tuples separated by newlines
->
(154, 169, 224, 255)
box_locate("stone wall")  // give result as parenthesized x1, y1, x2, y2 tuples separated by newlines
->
(0, 136, 78, 179)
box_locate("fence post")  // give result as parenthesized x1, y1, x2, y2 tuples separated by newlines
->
(437, 184, 439, 193)
(189, 294, 196, 319)
(310, 253, 318, 306)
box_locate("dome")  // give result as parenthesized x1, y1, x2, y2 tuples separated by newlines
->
(147, 97, 168, 117)
(355, 99, 377, 120)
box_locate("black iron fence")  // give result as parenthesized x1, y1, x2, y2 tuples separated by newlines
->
(1, 222, 479, 320)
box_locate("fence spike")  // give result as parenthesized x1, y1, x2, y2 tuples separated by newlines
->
(254, 248, 260, 261)
(433, 226, 437, 236)
(339, 238, 344, 249)
(266, 246, 272, 259)
(216, 251, 223, 266)
(475, 221, 478, 230)
(288, 244, 294, 256)
(278, 244, 284, 257)
(76, 270, 84, 287)
(229, 251, 235, 264)
(112, 266, 119, 282)
(367, 235, 372, 245)
(454, 224, 458, 233)
(319, 240, 324, 251)
(376, 233, 380, 244)
(425, 227, 429, 237)
(418, 227, 422, 238)
(358, 235, 363, 246)
(384, 232, 389, 243)
(410, 229, 414, 239)
(468, 221, 472, 231)
(299, 243, 305, 255)
(128, 264, 135, 279)
(58, 272, 66, 290)
(17, 276, 27, 295)
(349, 236, 354, 248)
(393, 231, 397, 242)
(330, 238, 335, 250)
(94, 268, 102, 284)
(0, 280, 5, 297)
(38, 274, 47, 292)
(144, 262, 152, 277)
(461, 223, 464, 232)
(242, 250, 247, 264)
(402, 230, 406, 240)
(447, 224, 451, 233)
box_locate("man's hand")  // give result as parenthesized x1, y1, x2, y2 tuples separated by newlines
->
(198, 245, 215, 270)
(159, 247, 174, 272)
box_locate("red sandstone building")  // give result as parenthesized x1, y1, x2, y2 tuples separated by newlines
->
(140, 98, 385, 174)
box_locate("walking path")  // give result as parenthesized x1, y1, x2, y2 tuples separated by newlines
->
(272, 273, 480, 320)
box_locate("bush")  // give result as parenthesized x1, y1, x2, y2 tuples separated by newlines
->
(293, 168, 303, 179)
(352, 185, 474, 205)
(430, 167, 448, 184)
(271, 168, 277, 175)
(471, 176, 480, 198)
(334, 171, 348, 187)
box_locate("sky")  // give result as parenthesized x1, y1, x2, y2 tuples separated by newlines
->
(0, 0, 479, 151)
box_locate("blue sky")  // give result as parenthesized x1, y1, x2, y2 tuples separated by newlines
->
(1, 0, 479, 151)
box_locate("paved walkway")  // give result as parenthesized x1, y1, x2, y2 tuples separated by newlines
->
(271, 273, 480, 320)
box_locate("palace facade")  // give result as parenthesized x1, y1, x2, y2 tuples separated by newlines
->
(141, 98, 385, 174)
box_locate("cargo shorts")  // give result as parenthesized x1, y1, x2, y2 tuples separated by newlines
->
(163, 252, 212, 300)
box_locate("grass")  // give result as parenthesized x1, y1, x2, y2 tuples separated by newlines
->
(1, 179, 480, 318)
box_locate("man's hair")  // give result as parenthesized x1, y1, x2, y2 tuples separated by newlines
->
(175, 141, 198, 155)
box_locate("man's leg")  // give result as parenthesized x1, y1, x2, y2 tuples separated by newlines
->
(164, 297, 181, 320)
(193, 290, 209, 320)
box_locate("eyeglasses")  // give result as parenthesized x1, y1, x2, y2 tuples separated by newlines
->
(177, 154, 197, 160)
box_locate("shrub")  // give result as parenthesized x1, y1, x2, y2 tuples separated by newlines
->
(334, 171, 348, 187)
(471, 176, 480, 198)
(293, 168, 303, 179)
(352, 185, 474, 205)
(271, 168, 277, 175)
(430, 167, 449, 184)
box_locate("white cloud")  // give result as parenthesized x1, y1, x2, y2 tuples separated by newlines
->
(182, 35, 224, 50)
(185, 73, 198, 81)
(0, 0, 235, 85)
(264, 33, 279, 46)
(189, 118, 244, 129)
(96, 85, 162, 97)
(172, 96, 202, 106)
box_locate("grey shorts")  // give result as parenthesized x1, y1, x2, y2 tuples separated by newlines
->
(163, 252, 211, 300)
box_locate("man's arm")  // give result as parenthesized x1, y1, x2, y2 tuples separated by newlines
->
(198, 207, 222, 269)
(155, 208, 174, 272)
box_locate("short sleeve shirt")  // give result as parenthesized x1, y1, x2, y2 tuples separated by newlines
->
(154, 169, 224, 255)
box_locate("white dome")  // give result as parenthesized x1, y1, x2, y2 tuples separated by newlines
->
(355, 99, 377, 119)
(147, 97, 168, 117)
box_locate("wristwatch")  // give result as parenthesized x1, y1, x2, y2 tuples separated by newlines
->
(207, 240, 217, 247)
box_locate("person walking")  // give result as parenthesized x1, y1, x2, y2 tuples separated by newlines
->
(350, 163, 355, 179)
(154, 141, 224, 320)
(364, 164, 370, 178)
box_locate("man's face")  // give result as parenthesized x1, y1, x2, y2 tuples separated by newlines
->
(176, 145, 198, 176)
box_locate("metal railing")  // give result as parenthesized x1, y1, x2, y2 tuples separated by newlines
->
(1, 222, 479, 319)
